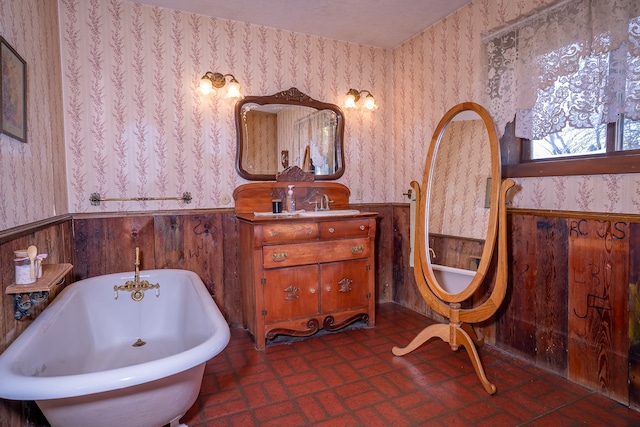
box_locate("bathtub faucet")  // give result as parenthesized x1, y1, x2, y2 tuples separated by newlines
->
(429, 248, 436, 259)
(113, 247, 160, 301)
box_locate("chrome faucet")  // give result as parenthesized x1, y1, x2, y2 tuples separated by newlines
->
(428, 248, 436, 259)
(320, 194, 332, 211)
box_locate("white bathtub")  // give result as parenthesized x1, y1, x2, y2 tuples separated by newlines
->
(431, 264, 475, 294)
(0, 269, 230, 427)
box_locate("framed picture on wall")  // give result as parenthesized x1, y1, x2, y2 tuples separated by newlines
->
(0, 36, 27, 143)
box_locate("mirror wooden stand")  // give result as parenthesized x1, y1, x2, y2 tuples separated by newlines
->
(392, 102, 515, 395)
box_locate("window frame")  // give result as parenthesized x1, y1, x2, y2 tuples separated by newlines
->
(500, 120, 640, 178)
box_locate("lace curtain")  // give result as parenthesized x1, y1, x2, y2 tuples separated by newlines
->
(293, 110, 337, 174)
(484, 0, 640, 139)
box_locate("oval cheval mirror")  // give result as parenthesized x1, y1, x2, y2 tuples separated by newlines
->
(392, 102, 515, 395)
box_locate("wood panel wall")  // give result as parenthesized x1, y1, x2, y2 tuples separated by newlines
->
(72, 211, 243, 326)
(392, 205, 640, 408)
(2, 204, 640, 425)
(71, 204, 394, 326)
(0, 216, 74, 426)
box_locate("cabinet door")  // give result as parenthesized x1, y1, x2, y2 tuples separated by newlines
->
(263, 265, 319, 323)
(320, 259, 370, 313)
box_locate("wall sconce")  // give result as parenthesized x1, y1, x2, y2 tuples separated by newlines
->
(344, 88, 377, 110)
(199, 71, 242, 98)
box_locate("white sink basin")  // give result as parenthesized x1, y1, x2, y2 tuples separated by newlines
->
(298, 209, 361, 217)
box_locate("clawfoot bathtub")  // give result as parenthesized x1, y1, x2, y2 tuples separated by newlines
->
(0, 269, 230, 427)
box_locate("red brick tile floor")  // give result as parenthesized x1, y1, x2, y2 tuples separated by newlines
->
(182, 303, 640, 426)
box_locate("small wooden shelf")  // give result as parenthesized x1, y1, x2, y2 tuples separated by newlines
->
(5, 263, 73, 320)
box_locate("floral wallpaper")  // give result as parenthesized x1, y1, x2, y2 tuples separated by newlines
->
(0, 0, 67, 231)
(58, 0, 390, 213)
(0, 0, 638, 232)
(394, 0, 640, 216)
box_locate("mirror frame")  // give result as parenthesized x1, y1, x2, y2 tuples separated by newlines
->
(419, 102, 502, 303)
(234, 87, 345, 181)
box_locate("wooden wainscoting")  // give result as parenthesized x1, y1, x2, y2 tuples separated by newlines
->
(71, 205, 396, 328)
(500, 211, 640, 407)
(0, 216, 75, 427)
(0, 216, 75, 353)
(391, 204, 640, 408)
(72, 210, 243, 326)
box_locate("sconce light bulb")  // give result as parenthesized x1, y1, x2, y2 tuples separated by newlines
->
(364, 95, 376, 110)
(226, 79, 241, 99)
(200, 77, 213, 95)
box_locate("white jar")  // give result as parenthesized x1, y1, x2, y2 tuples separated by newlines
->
(14, 250, 36, 285)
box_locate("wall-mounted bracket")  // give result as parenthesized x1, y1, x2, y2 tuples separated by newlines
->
(6, 263, 73, 320)
(12, 291, 49, 320)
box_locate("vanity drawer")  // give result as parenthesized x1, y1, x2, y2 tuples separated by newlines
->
(262, 223, 319, 243)
(320, 219, 372, 239)
(263, 238, 371, 268)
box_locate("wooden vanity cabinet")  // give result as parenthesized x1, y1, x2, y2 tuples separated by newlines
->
(234, 182, 377, 350)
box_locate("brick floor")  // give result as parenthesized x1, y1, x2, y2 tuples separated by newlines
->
(181, 303, 640, 426)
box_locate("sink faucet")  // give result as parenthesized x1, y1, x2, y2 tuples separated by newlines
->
(320, 194, 332, 211)
(428, 248, 436, 259)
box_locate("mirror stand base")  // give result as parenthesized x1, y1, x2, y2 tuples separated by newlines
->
(391, 315, 497, 395)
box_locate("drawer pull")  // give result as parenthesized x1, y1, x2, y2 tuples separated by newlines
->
(271, 252, 288, 262)
(307, 228, 313, 234)
(359, 225, 365, 231)
(328, 227, 335, 233)
(351, 245, 365, 254)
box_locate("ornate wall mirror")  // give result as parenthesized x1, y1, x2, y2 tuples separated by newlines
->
(393, 102, 515, 395)
(235, 87, 345, 181)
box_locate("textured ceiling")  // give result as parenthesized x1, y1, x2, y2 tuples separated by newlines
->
(133, 0, 471, 49)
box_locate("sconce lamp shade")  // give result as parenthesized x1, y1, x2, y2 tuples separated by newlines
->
(226, 78, 241, 99)
(345, 89, 359, 109)
(364, 94, 377, 110)
(200, 71, 242, 98)
(200, 77, 214, 95)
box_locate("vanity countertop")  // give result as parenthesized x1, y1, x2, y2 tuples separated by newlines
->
(236, 210, 377, 223)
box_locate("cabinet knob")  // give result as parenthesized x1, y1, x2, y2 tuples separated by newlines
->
(309, 288, 316, 294)
(328, 227, 335, 233)
(359, 225, 365, 231)
(325, 285, 331, 292)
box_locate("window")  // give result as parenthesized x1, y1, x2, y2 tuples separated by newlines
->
(500, 116, 640, 177)
(485, 0, 640, 177)
(527, 115, 640, 160)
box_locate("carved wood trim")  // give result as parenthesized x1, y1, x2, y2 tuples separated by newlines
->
(266, 318, 320, 339)
(272, 87, 314, 103)
(276, 166, 315, 182)
(323, 313, 369, 332)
